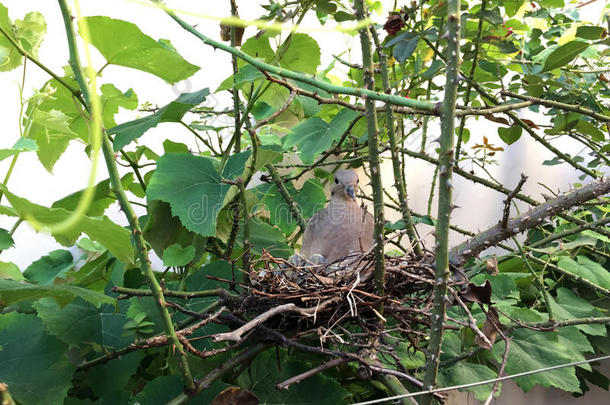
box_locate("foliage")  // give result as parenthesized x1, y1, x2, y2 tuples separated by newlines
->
(0, 0, 609, 404)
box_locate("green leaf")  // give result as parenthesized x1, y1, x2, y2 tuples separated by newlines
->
(23, 249, 74, 285)
(393, 37, 418, 63)
(0, 261, 23, 280)
(143, 200, 205, 262)
(22, 76, 87, 172)
(217, 64, 265, 92)
(278, 33, 321, 74)
(576, 120, 605, 142)
(162, 243, 196, 267)
(82, 351, 144, 405)
(0, 279, 115, 308)
(0, 313, 74, 404)
(492, 328, 581, 392)
(439, 361, 499, 402)
(0, 8, 46, 71)
(422, 59, 443, 78)
(146, 153, 242, 236)
(498, 125, 522, 144)
(576, 26, 605, 40)
(477, 8, 504, 25)
(0, 228, 14, 250)
(100, 83, 138, 128)
(0, 137, 38, 162)
(557, 256, 610, 291)
(503, 0, 524, 17)
(51, 178, 116, 217)
(539, 0, 564, 7)
(2, 187, 134, 264)
(81, 16, 199, 83)
(33, 298, 131, 349)
(548, 288, 606, 336)
(254, 178, 326, 235)
(239, 218, 292, 258)
(284, 108, 361, 163)
(237, 348, 349, 404)
(109, 87, 210, 150)
(135, 375, 220, 405)
(541, 41, 589, 72)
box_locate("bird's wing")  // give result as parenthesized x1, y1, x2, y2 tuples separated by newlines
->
(301, 207, 329, 259)
(359, 208, 374, 251)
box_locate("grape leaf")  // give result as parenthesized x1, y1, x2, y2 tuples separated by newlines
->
(81, 16, 199, 83)
(109, 88, 210, 151)
(0, 313, 74, 405)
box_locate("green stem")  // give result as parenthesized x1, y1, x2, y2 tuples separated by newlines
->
(113, 286, 223, 299)
(422, 1, 461, 402)
(57, 0, 194, 390)
(166, 343, 271, 405)
(369, 27, 422, 257)
(153, 0, 436, 112)
(455, 0, 486, 161)
(355, 0, 386, 308)
(377, 374, 418, 405)
(266, 164, 306, 231)
(513, 238, 554, 320)
(528, 216, 610, 248)
(423, 38, 598, 179)
(230, 0, 242, 153)
(501, 91, 610, 123)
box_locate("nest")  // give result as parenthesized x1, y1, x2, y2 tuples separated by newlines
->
(229, 248, 469, 349)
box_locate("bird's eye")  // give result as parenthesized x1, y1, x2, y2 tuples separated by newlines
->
(357, 178, 359, 183)
(334, 178, 338, 184)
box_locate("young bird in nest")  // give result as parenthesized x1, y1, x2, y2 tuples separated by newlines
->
(301, 169, 374, 263)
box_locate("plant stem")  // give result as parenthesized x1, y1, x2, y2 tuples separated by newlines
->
(513, 238, 554, 320)
(369, 27, 422, 257)
(455, 0, 486, 161)
(57, 0, 194, 390)
(152, 0, 437, 112)
(166, 343, 271, 405)
(422, 1, 461, 402)
(230, 0, 242, 153)
(266, 164, 306, 231)
(355, 0, 386, 309)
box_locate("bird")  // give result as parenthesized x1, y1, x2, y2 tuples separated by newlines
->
(301, 169, 374, 263)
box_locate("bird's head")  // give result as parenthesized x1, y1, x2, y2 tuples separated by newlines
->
(331, 169, 359, 202)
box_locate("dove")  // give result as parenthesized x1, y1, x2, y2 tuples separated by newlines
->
(301, 169, 374, 263)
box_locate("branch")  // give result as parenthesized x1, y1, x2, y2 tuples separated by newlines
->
(501, 91, 610, 123)
(112, 286, 222, 299)
(166, 343, 271, 405)
(212, 299, 339, 342)
(57, 0, 194, 389)
(450, 178, 610, 265)
(355, 0, 386, 310)
(153, 0, 437, 112)
(402, 148, 610, 239)
(276, 358, 348, 390)
(265, 164, 306, 231)
(422, 1, 462, 402)
(369, 26, 422, 257)
(527, 216, 610, 248)
(500, 174, 528, 229)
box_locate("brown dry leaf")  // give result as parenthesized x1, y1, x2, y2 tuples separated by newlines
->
(475, 307, 501, 349)
(483, 114, 510, 125)
(210, 387, 258, 405)
(461, 280, 492, 305)
(520, 118, 540, 129)
(485, 257, 499, 275)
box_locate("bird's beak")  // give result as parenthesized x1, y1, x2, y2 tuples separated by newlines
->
(346, 186, 356, 201)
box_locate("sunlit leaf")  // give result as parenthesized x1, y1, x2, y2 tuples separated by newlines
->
(81, 16, 199, 83)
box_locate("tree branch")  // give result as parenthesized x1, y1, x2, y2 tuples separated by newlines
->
(355, 0, 386, 310)
(422, 1, 462, 402)
(450, 178, 610, 265)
